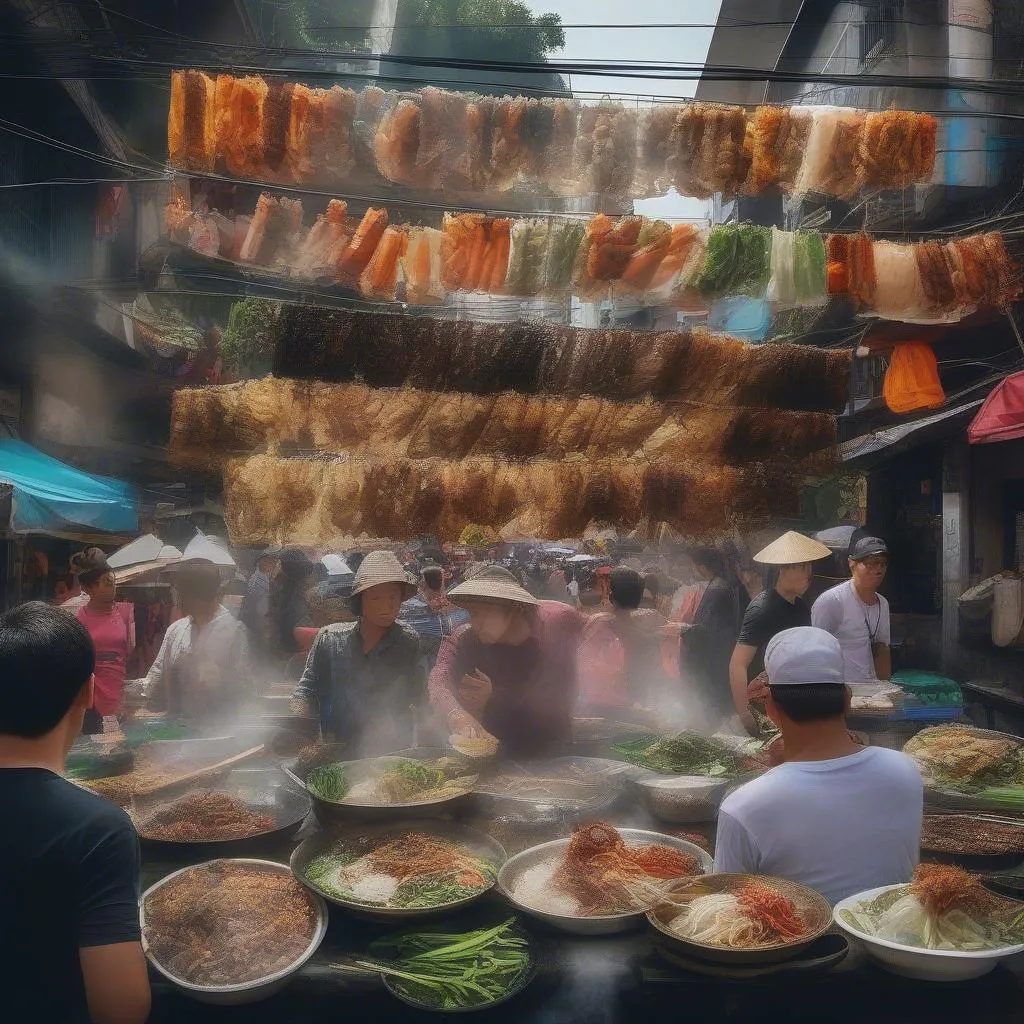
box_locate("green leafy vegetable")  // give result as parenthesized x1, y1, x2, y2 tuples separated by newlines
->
(306, 762, 349, 802)
(359, 919, 532, 1010)
(614, 731, 752, 777)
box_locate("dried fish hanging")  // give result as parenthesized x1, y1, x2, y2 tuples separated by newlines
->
(166, 176, 1019, 321)
(222, 454, 805, 546)
(270, 307, 852, 412)
(169, 71, 942, 201)
(743, 106, 814, 195)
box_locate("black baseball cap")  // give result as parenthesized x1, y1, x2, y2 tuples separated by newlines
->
(850, 536, 889, 561)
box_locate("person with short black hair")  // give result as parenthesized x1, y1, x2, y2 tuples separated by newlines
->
(714, 626, 922, 904)
(812, 535, 892, 682)
(578, 567, 674, 713)
(0, 602, 151, 1024)
(678, 546, 740, 728)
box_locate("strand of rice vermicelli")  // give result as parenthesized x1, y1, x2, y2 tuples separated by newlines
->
(669, 884, 807, 947)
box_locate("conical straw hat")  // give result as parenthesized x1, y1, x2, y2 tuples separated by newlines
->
(754, 531, 832, 565)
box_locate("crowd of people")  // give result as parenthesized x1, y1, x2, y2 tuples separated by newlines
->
(0, 526, 912, 1024)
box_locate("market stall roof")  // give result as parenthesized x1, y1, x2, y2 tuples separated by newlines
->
(968, 371, 1024, 444)
(108, 533, 184, 583)
(181, 532, 235, 567)
(0, 439, 137, 535)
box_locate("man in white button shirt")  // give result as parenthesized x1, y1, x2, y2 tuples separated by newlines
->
(714, 627, 922, 905)
(810, 536, 891, 682)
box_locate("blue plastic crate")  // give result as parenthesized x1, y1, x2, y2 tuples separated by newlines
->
(891, 704, 964, 723)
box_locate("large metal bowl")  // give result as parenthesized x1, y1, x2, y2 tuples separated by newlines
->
(290, 819, 507, 921)
(628, 770, 764, 824)
(141, 858, 328, 1005)
(132, 769, 311, 856)
(834, 884, 1024, 981)
(470, 756, 634, 824)
(497, 829, 712, 935)
(305, 754, 478, 826)
(646, 874, 834, 965)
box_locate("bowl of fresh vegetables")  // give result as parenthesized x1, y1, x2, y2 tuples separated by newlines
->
(290, 820, 506, 921)
(834, 865, 1024, 981)
(330, 916, 538, 1012)
(302, 754, 478, 825)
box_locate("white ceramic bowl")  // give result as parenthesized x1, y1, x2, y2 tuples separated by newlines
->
(833, 884, 1024, 982)
(141, 859, 328, 1005)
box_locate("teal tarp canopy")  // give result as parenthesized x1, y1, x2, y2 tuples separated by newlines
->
(0, 439, 138, 535)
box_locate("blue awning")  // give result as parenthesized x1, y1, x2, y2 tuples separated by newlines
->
(0, 439, 138, 535)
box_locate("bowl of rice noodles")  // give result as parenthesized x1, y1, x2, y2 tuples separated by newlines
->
(833, 864, 1024, 981)
(290, 820, 506, 921)
(646, 874, 833, 965)
(302, 753, 479, 825)
(498, 824, 712, 935)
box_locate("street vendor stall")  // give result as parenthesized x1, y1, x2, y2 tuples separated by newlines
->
(96, 714, 1024, 1024)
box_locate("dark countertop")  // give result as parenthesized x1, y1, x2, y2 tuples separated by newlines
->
(142, 795, 1024, 1024)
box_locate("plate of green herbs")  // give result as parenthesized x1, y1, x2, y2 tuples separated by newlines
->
(331, 917, 537, 1012)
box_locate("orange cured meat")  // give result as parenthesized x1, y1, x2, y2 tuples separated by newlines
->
(648, 223, 703, 291)
(214, 74, 268, 177)
(359, 226, 408, 300)
(336, 208, 388, 285)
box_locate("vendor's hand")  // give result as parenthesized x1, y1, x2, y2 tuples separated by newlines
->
(448, 708, 496, 743)
(121, 679, 147, 709)
(457, 671, 492, 717)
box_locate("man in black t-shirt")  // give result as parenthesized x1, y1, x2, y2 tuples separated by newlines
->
(0, 602, 151, 1024)
(728, 532, 831, 733)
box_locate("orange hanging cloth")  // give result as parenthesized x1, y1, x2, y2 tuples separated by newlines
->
(882, 342, 945, 414)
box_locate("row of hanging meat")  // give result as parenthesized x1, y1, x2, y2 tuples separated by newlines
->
(167, 186, 1020, 322)
(169, 70, 938, 201)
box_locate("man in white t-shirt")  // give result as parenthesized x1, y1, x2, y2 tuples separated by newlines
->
(714, 626, 922, 905)
(810, 536, 891, 682)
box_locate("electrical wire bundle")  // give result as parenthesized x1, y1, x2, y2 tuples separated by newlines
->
(168, 70, 939, 202)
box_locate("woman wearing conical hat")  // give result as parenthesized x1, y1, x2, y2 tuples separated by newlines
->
(728, 531, 831, 735)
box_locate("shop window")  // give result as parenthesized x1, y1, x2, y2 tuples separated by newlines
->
(860, 0, 904, 63)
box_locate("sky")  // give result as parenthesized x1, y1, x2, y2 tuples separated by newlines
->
(541, 0, 724, 219)
(543, 0, 723, 101)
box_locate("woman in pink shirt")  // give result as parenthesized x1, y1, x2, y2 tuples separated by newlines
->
(74, 553, 135, 734)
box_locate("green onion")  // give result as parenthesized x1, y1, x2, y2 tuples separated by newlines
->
(306, 763, 348, 802)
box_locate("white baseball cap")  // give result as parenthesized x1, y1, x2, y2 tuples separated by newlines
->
(765, 626, 844, 687)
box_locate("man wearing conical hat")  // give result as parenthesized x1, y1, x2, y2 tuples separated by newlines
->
(728, 531, 831, 734)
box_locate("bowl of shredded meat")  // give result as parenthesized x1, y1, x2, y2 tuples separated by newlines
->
(141, 859, 327, 1004)
(132, 769, 310, 854)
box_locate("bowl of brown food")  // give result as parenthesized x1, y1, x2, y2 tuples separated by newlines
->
(141, 859, 327, 1004)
